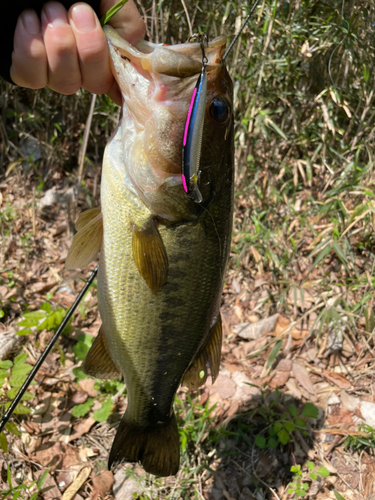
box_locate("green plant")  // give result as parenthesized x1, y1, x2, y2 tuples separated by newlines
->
(344, 423, 375, 451)
(0, 353, 35, 453)
(0, 465, 48, 500)
(16, 301, 67, 336)
(255, 401, 319, 450)
(287, 462, 329, 498)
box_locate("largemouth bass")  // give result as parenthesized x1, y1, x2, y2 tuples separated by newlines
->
(66, 25, 234, 477)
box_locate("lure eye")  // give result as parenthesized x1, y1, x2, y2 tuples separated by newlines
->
(209, 96, 231, 124)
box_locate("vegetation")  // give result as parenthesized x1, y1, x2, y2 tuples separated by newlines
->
(1, 0, 375, 498)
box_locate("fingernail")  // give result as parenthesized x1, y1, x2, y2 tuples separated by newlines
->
(21, 9, 40, 35)
(71, 4, 96, 32)
(44, 1, 68, 26)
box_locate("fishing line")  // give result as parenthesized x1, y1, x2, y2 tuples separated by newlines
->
(0, 265, 99, 433)
(223, 0, 261, 62)
(182, 0, 260, 203)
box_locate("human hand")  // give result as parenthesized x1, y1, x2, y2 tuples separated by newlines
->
(10, 0, 145, 104)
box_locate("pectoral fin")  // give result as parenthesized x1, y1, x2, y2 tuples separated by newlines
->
(132, 218, 168, 293)
(182, 314, 222, 390)
(75, 206, 101, 231)
(65, 209, 103, 270)
(82, 328, 121, 379)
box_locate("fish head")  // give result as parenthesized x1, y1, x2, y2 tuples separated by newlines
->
(104, 26, 233, 222)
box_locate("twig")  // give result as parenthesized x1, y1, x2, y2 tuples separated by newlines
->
(77, 94, 97, 186)
(180, 0, 193, 38)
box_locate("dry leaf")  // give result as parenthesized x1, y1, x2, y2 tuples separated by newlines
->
(68, 417, 96, 442)
(207, 373, 236, 399)
(269, 370, 290, 389)
(232, 314, 279, 340)
(292, 362, 315, 395)
(322, 370, 351, 390)
(61, 466, 91, 500)
(92, 470, 114, 500)
(78, 378, 99, 397)
(285, 378, 302, 399)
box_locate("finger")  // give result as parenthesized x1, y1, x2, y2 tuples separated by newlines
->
(10, 10, 48, 89)
(100, 0, 146, 45)
(41, 1, 81, 94)
(106, 79, 122, 106)
(69, 3, 113, 95)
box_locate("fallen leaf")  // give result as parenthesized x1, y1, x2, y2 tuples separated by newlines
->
(231, 371, 261, 403)
(339, 391, 359, 411)
(285, 378, 302, 399)
(232, 314, 279, 340)
(71, 390, 88, 405)
(68, 417, 96, 442)
(79, 378, 99, 397)
(223, 362, 241, 373)
(30, 281, 58, 294)
(275, 359, 292, 371)
(292, 362, 315, 395)
(269, 370, 290, 389)
(61, 466, 91, 500)
(207, 373, 236, 399)
(327, 408, 354, 426)
(322, 370, 351, 389)
(92, 470, 114, 500)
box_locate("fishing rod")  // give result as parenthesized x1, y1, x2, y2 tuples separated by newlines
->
(0, 265, 98, 433)
(223, 0, 261, 61)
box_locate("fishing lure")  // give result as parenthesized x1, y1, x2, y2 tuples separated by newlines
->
(181, 0, 260, 203)
(181, 34, 208, 204)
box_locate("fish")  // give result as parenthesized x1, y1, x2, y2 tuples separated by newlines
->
(65, 25, 234, 477)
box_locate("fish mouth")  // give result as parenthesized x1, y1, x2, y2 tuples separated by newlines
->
(103, 26, 228, 221)
(104, 25, 225, 78)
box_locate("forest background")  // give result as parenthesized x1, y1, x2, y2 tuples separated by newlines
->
(1, 0, 375, 499)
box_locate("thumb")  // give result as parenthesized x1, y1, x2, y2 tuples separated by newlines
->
(100, 0, 146, 45)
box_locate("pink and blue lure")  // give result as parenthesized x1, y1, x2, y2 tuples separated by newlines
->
(181, 35, 208, 204)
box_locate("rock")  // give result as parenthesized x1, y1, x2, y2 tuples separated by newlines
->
(113, 469, 142, 500)
(359, 401, 375, 428)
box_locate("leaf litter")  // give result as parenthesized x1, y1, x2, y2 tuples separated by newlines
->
(2, 2, 375, 499)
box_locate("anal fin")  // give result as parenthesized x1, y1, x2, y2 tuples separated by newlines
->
(132, 218, 168, 293)
(82, 328, 121, 380)
(108, 411, 180, 477)
(182, 314, 222, 390)
(65, 208, 103, 270)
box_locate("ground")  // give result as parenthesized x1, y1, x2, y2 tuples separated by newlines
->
(1, 1, 375, 499)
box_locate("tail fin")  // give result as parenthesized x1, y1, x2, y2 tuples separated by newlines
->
(108, 412, 180, 477)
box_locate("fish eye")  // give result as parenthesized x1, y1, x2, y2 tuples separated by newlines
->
(209, 96, 231, 124)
